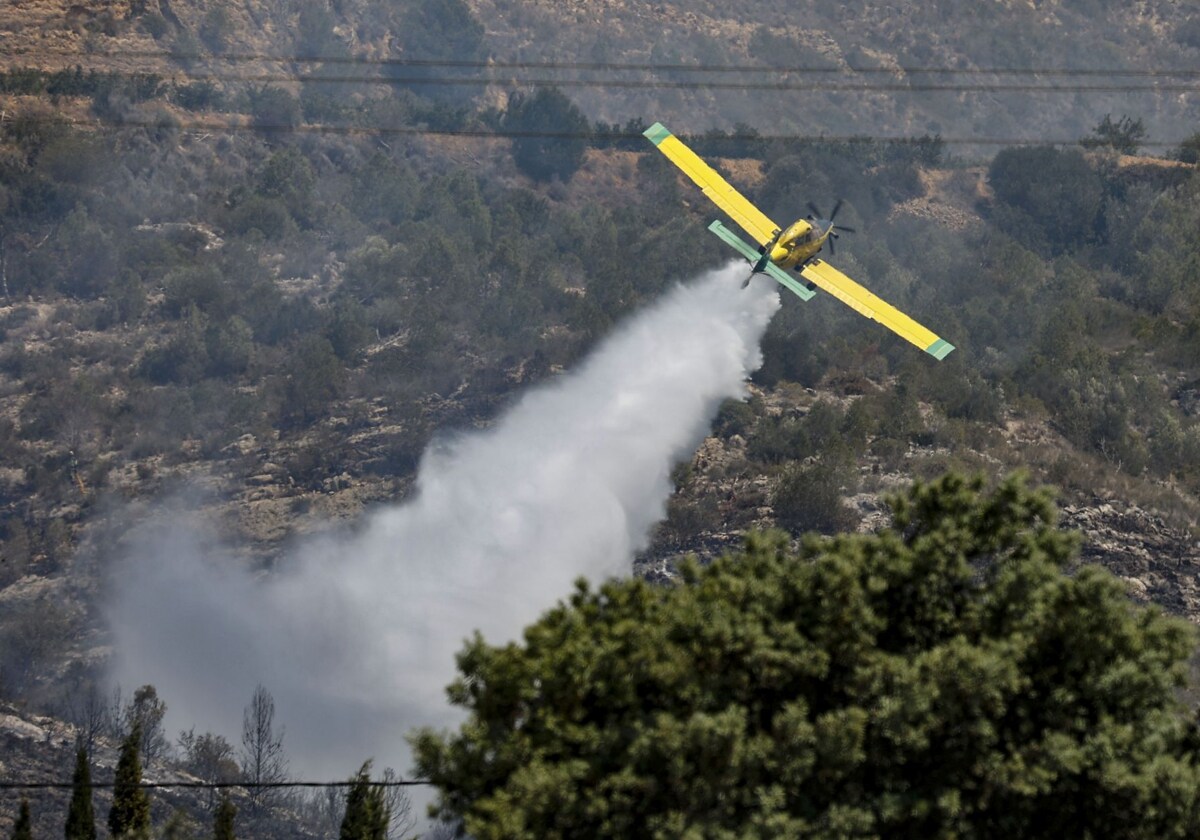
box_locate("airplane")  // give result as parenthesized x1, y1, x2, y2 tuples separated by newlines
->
(643, 122, 955, 360)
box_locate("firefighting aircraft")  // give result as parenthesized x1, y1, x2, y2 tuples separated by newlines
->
(643, 122, 955, 360)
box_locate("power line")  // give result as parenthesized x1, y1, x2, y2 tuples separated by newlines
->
(5, 65, 1200, 94)
(49, 69, 1200, 94)
(6, 113, 1189, 149)
(9, 48, 1200, 78)
(0, 780, 432, 790)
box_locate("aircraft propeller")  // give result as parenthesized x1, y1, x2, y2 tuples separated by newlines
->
(806, 200, 856, 256)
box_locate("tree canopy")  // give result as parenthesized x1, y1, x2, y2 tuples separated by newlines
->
(987, 146, 1103, 253)
(503, 88, 591, 183)
(413, 473, 1200, 839)
(109, 721, 151, 839)
(339, 762, 390, 840)
(66, 746, 96, 840)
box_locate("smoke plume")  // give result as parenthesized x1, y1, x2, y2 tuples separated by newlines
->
(107, 263, 779, 777)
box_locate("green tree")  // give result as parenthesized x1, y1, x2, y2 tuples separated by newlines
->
(246, 85, 301, 130)
(108, 721, 151, 839)
(503, 88, 591, 183)
(126, 684, 169, 763)
(66, 746, 97, 840)
(413, 473, 1200, 839)
(278, 335, 344, 425)
(1080, 113, 1147, 155)
(988, 146, 1103, 253)
(339, 762, 390, 840)
(213, 796, 236, 840)
(1175, 131, 1200, 164)
(256, 148, 316, 223)
(11, 799, 31, 840)
(771, 456, 859, 535)
(391, 0, 485, 103)
(198, 9, 233, 51)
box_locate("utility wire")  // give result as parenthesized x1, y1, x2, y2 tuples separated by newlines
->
(4, 65, 1200, 94)
(8, 48, 1200, 78)
(26, 69, 1198, 94)
(5, 114, 1188, 149)
(0, 780, 432, 790)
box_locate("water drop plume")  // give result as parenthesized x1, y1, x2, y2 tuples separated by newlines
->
(108, 263, 779, 776)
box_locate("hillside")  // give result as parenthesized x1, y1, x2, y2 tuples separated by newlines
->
(4, 0, 1200, 148)
(2, 0, 1200, 836)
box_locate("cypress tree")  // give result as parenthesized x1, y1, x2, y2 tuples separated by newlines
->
(66, 746, 96, 840)
(11, 799, 31, 840)
(339, 762, 389, 840)
(108, 721, 150, 839)
(213, 795, 236, 840)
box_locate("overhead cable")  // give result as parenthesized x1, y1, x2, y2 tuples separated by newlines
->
(7, 48, 1200, 78)
(4, 114, 1186, 148)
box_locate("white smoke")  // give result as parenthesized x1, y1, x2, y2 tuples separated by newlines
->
(107, 263, 779, 778)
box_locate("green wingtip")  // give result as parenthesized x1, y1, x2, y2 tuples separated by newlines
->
(925, 338, 956, 360)
(643, 122, 672, 145)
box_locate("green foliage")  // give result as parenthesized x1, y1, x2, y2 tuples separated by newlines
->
(174, 81, 223, 110)
(295, 3, 347, 58)
(1175, 132, 1200, 164)
(278, 335, 344, 426)
(590, 116, 650, 152)
(213, 796, 236, 840)
(415, 474, 1200, 839)
(390, 0, 486, 102)
(339, 762, 390, 840)
(988, 146, 1103, 253)
(224, 195, 296, 240)
(10, 799, 30, 840)
(1080, 113, 1147, 155)
(503, 88, 591, 183)
(199, 9, 234, 51)
(348, 154, 418, 225)
(33, 205, 120, 298)
(164, 265, 231, 319)
(688, 122, 768, 160)
(66, 746, 97, 840)
(245, 86, 301, 130)
(771, 456, 860, 535)
(712, 398, 755, 439)
(136, 310, 210, 385)
(109, 721, 151, 839)
(256, 148, 316, 223)
(747, 401, 852, 465)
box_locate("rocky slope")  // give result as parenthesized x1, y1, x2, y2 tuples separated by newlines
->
(4, 0, 1200, 149)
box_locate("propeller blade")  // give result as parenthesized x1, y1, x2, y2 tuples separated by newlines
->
(827, 236, 836, 256)
(830, 198, 843, 221)
(807, 201, 822, 219)
(836, 225, 856, 234)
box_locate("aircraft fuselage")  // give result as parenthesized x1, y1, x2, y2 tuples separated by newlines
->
(768, 218, 833, 270)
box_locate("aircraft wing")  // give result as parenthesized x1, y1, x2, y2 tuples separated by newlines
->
(801, 259, 956, 359)
(643, 122, 779, 246)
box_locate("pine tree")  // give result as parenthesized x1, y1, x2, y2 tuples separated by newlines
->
(66, 746, 97, 840)
(11, 799, 31, 840)
(213, 795, 236, 840)
(108, 720, 150, 839)
(414, 473, 1200, 838)
(339, 762, 389, 840)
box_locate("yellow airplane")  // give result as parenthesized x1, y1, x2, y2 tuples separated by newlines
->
(643, 122, 955, 360)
